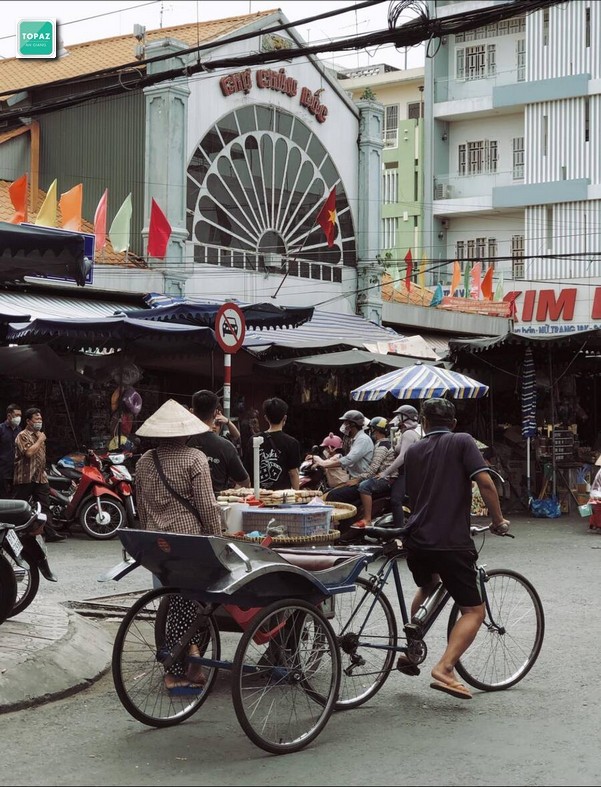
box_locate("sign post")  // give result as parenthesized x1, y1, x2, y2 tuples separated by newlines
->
(215, 303, 246, 418)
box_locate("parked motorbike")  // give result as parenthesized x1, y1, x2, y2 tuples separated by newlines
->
(0, 500, 55, 622)
(299, 445, 328, 493)
(95, 451, 138, 528)
(46, 450, 126, 540)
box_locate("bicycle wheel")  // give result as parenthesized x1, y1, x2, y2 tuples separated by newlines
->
(112, 587, 220, 727)
(231, 599, 340, 755)
(448, 568, 545, 691)
(331, 577, 397, 710)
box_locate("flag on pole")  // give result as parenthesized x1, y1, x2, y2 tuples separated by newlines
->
(316, 188, 337, 247)
(404, 249, 413, 291)
(59, 183, 83, 232)
(147, 198, 172, 259)
(417, 251, 427, 289)
(34, 179, 57, 227)
(430, 282, 444, 307)
(94, 189, 108, 253)
(463, 263, 470, 298)
(481, 264, 495, 300)
(109, 193, 132, 253)
(494, 272, 504, 301)
(8, 174, 27, 224)
(450, 260, 461, 296)
(470, 261, 482, 299)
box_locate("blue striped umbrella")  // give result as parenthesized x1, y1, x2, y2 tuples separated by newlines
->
(521, 347, 537, 438)
(350, 363, 489, 402)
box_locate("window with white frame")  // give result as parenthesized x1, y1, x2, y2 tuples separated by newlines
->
(458, 140, 498, 175)
(487, 237, 498, 264)
(513, 137, 524, 179)
(516, 39, 526, 81)
(455, 18, 524, 41)
(476, 237, 486, 260)
(383, 105, 399, 147)
(382, 169, 398, 204)
(456, 241, 465, 267)
(512, 234, 524, 278)
(457, 238, 497, 272)
(382, 217, 398, 249)
(456, 44, 496, 80)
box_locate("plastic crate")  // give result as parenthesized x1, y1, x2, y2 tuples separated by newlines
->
(241, 505, 332, 537)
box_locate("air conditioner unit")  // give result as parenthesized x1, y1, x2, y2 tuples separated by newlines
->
(262, 253, 283, 271)
(434, 183, 452, 200)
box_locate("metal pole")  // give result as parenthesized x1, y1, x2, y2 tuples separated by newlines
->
(252, 435, 264, 498)
(223, 353, 231, 418)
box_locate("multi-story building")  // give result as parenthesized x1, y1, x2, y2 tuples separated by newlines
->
(426, 0, 601, 334)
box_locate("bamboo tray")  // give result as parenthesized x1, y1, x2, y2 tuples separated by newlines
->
(230, 530, 341, 546)
(322, 502, 357, 522)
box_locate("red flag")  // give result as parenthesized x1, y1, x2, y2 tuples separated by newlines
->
(470, 261, 482, 299)
(404, 249, 413, 292)
(8, 174, 27, 224)
(147, 198, 172, 259)
(94, 189, 108, 252)
(316, 188, 337, 247)
(481, 265, 495, 300)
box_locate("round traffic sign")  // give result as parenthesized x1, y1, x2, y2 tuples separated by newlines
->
(215, 303, 246, 353)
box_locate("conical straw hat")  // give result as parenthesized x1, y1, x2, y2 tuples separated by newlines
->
(136, 399, 210, 438)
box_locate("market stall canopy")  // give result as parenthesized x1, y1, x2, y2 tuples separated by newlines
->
(0, 222, 91, 287)
(122, 296, 314, 330)
(449, 329, 601, 353)
(242, 309, 403, 355)
(6, 315, 218, 353)
(257, 349, 446, 371)
(351, 362, 489, 402)
(0, 344, 87, 381)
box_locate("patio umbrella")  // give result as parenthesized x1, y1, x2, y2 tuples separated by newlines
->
(521, 346, 537, 497)
(351, 362, 489, 402)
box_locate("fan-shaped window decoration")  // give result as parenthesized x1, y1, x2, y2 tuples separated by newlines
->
(187, 105, 356, 278)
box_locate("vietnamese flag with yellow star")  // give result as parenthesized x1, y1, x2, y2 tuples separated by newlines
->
(317, 188, 337, 247)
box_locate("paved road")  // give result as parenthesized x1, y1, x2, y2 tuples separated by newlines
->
(1, 515, 601, 786)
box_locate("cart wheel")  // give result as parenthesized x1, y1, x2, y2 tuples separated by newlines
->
(112, 587, 220, 727)
(231, 599, 340, 755)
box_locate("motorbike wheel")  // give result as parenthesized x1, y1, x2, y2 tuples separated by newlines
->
(79, 497, 126, 540)
(0, 552, 17, 625)
(7, 555, 39, 618)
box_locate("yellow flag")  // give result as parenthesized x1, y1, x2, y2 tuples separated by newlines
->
(450, 260, 461, 296)
(59, 183, 83, 232)
(34, 179, 57, 227)
(418, 251, 427, 289)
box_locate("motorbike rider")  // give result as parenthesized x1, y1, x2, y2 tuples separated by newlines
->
(380, 404, 421, 527)
(318, 433, 349, 489)
(352, 416, 399, 528)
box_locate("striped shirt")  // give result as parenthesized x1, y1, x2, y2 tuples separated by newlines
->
(135, 442, 222, 536)
(14, 428, 47, 485)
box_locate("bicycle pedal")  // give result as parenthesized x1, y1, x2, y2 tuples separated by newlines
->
(396, 658, 420, 676)
(403, 623, 422, 640)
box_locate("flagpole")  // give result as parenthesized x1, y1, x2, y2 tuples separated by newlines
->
(272, 189, 336, 299)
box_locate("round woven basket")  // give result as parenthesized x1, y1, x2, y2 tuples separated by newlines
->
(231, 530, 341, 547)
(322, 502, 357, 522)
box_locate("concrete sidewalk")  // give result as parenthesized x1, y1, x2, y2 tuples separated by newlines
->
(0, 598, 113, 713)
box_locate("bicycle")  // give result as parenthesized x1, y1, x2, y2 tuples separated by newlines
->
(329, 522, 545, 710)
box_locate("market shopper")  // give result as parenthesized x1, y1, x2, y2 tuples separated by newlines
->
(0, 403, 21, 498)
(401, 397, 510, 700)
(135, 398, 223, 693)
(243, 397, 302, 490)
(13, 407, 65, 542)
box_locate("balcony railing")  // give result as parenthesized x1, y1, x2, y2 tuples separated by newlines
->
(434, 67, 522, 104)
(434, 168, 523, 200)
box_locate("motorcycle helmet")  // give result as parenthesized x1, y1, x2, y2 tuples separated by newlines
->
(320, 432, 343, 450)
(339, 409, 366, 428)
(392, 404, 419, 422)
(368, 416, 388, 433)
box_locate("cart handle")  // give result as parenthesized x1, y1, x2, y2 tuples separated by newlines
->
(227, 541, 253, 573)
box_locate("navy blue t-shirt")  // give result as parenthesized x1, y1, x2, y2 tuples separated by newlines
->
(404, 430, 488, 551)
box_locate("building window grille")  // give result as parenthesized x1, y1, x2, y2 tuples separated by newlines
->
(382, 217, 398, 249)
(467, 239, 475, 260)
(456, 18, 524, 42)
(586, 7, 591, 48)
(488, 238, 498, 264)
(476, 237, 486, 260)
(516, 39, 526, 81)
(512, 234, 524, 278)
(513, 137, 524, 179)
(407, 101, 423, 119)
(459, 140, 498, 175)
(585, 97, 590, 143)
(458, 144, 466, 175)
(457, 45, 496, 80)
(543, 9, 549, 46)
(382, 169, 398, 204)
(383, 105, 399, 147)
(456, 241, 465, 269)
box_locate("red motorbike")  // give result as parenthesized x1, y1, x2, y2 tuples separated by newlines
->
(47, 451, 126, 540)
(95, 451, 138, 529)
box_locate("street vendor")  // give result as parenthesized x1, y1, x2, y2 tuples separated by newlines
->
(590, 455, 601, 499)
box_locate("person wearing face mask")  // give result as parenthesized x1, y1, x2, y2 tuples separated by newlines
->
(382, 404, 422, 528)
(13, 407, 65, 542)
(0, 403, 22, 498)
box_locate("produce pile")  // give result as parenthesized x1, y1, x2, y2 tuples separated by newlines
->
(216, 488, 323, 505)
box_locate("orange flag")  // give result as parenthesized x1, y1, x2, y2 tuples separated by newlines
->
(481, 265, 495, 300)
(8, 174, 27, 224)
(450, 260, 461, 296)
(470, 261, 482, 299)
(94, 189, 108, 253)
(59, 183, 83, 232)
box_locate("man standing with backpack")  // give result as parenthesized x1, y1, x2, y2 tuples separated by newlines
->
(243, 397, 302, 491)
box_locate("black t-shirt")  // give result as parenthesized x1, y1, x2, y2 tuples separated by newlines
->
(243, 430, 302, 490)
(404, 430, 488, 551)
(188, 431, 248, 493)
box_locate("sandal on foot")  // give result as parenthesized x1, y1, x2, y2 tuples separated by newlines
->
(164, 676, 204, 696)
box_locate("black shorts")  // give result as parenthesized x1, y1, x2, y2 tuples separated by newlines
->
(405, 548, 482, 608)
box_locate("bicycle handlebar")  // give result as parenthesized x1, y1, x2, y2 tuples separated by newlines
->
(471, 523, 514, 538)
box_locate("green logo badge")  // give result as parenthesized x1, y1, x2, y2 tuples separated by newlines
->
(17, 20, 56, 59)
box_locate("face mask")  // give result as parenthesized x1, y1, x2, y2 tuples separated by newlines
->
(32, 422, 43, 431)
(340, 423, 350, 436)
(10, 417, 21, 427)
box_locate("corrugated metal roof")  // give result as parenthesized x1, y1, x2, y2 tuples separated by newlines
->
(0, 291, 140, 321)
